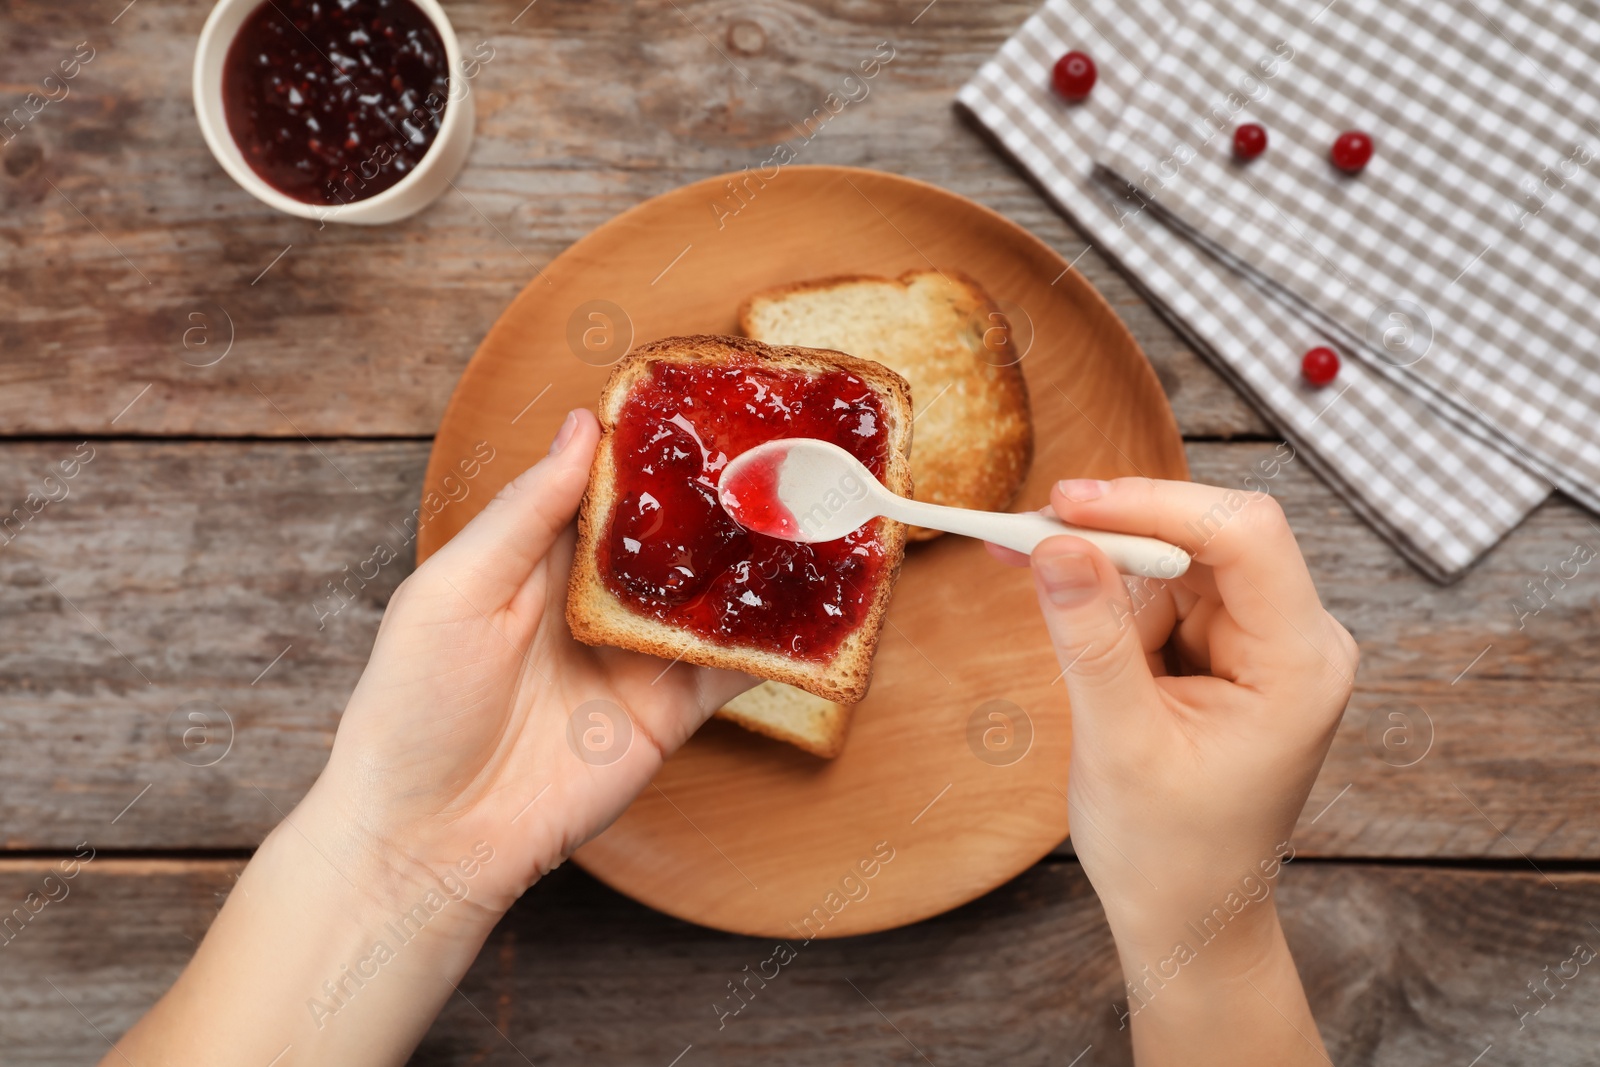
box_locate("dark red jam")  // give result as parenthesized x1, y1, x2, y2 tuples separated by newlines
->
(600, 359, 894, 661)
(221, 0, 451, 205)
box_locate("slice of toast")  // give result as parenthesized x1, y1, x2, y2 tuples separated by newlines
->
(715, 681, 854, 759)
(566, 335, 914, 704)
(739, 270, 1034, 541)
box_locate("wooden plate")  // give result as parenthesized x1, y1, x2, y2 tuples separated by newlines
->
(418, 166, 1187, 938)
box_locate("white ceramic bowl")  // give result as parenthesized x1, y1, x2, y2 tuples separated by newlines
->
(192, 0, 474, 224)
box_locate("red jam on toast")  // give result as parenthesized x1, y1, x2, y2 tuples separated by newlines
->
(598, 358, 892, 660)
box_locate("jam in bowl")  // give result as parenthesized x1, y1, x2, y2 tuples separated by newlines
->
(193, 0, 479, 224)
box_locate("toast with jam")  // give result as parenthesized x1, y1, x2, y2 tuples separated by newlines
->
(566, 335, 914, 705)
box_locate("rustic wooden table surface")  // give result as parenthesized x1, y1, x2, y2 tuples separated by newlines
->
(4, 2, 1599, 1064)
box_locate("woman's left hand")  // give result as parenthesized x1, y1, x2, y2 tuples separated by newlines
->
(315, 408, 754, 918)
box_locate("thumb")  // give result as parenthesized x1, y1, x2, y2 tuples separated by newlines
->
(422, 408, 600, 608)
(1031, 536, 1161, 729)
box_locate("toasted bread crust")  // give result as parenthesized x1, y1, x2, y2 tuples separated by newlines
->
(565, 335, 913, 704)
(738, 270, 1033, 541)
(714, 707, 849, 759)
(714, 681, 854, 759)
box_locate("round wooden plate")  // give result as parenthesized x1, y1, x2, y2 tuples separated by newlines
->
(418, 166, 1187, 938)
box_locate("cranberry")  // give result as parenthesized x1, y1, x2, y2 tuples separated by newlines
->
(1233, 123, 1267, 161)
(1331, 130, 1373, 173)
(1301, 347, 1341, 386)
(1053, 51, 1097, 101)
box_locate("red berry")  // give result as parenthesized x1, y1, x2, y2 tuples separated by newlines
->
(1053, 51, 1097, 101)
(1233, 123, 1267, 161)
(1301, 346, 1340, 386)
(1331, 130, 1373, 173)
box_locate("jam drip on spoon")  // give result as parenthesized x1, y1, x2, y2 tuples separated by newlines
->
(717, 444, 801, 540)
(599, 359, 892, 661)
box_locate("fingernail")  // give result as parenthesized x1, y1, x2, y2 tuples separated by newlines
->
(549, 411, 579, 455)
(1035, 551, 1099, 607)
(1057, 478, 1108, 502)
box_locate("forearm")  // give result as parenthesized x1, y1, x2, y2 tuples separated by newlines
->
(1111, 905, 1327, 1067)
(108, 784, 504, 1067)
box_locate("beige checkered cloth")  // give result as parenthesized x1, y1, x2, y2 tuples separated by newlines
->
(959, 0, 1565, 582)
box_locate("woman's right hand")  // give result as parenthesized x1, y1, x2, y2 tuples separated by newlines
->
(996, 477, 1358, 1064)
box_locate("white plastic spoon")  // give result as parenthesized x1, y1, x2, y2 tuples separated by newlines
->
(717, 438, 1191, 579)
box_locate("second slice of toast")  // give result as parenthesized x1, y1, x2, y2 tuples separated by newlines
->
(739, 270, 1033, 541)
(566, 335, 914, 704)
(715, 681, 853, 759)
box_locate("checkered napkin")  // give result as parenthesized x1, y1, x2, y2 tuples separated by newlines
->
(958, 0, 1553, 582)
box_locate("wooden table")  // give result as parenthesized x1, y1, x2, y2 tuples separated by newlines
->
(3, 2, 1597, 1063)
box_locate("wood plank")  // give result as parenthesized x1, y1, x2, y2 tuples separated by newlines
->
(0, 0, 1265, 440)
(2, 439, 1596, 856)
(2, 857, 1595, 1065)
(0, 441, 429, 849)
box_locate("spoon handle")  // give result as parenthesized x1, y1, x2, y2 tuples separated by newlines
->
(884, 498, 1191, 579)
